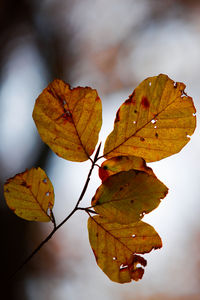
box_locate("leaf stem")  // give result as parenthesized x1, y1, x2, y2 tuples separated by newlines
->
(50, 208, 57, 229)
(9, 143, 101, 280)
(78, 207, 98, 214)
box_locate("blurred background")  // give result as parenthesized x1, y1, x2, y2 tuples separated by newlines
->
(1, 0, 200, 299)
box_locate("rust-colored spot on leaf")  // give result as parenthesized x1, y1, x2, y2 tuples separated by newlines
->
(93, 249, 98, 260)
(125, 91, 135, 105)
(62, 110, 73, 123)
(141, 96, 150, 109)
(47, 88, 55, 98)
(115, 156, 123, 161)
(95, 96, 101, 102)
(56, 110, 73, 124)
(98, 167, 109, 182)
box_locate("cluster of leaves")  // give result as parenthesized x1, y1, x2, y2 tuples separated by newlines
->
(4, 74, 196, 283)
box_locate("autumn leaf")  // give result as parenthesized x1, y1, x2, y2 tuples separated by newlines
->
(33, 79, 102, 162)
(104, 74, 196, 162)
(99, 155, 154, 182)
(92, 169, 168, 224)
(4, 168, 54, 222)
(88, 216, 162, 283)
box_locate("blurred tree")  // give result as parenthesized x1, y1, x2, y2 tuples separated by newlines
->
(0, 0, 75, 298)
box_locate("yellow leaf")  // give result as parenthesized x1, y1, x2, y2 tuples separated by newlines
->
(104, 74, 196, 162)
(92, 169, 168, 224)
(33, 79, 102, 162)
(99, 155, 154, 182)
(4, 168, 54, 222)
(88, 216, 162, 283)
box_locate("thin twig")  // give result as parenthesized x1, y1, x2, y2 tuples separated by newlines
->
(94, 163, 101, 168)
(78, 207, 98, 214)
(50, 209, 57, 229)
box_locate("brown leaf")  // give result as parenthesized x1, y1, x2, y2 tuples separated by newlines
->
(33, 79, 102, 162)
(92, 169, 168, 224)
(104, 74, 196, 162)
(88, 216, 162, 283)
(4, 168, 54, 222)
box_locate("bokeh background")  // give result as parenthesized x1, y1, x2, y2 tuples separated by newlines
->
(1, 0, 200, 299)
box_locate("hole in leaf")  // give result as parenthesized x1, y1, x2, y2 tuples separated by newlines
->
(65, 110, 71, 117)
(193, 113, 196, 116)
(186, 134, 191, 138)
(120, 264, 128, 270)
(43, 178, 47, 183)
(113, 257, 117, 261)
(174, 82, 177, 88)
(132, 234, 136, 238)
(63, 100, 66, 105)
(46, 192, 50, 196)
(133, 121, 136, 124)
(47, 207, 51, 216)
(151, 119, 156, 124)
(149, 82, 151, 86)
(154, 125, 157, 129)
(181, 90, 188, 98)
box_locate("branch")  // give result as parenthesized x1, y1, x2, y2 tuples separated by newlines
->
(78, 207, 98, 214)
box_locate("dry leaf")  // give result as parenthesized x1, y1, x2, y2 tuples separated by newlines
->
(4, 168, 54, 222)
(104, 74, 196, 162)
(92, 169, 168, 224)
(33, 79, 102, 162)
(88, 216, 162, 283)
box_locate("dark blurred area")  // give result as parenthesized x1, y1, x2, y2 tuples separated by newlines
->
(1, 0, 200, 299)
(0, 0, 75, 298)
